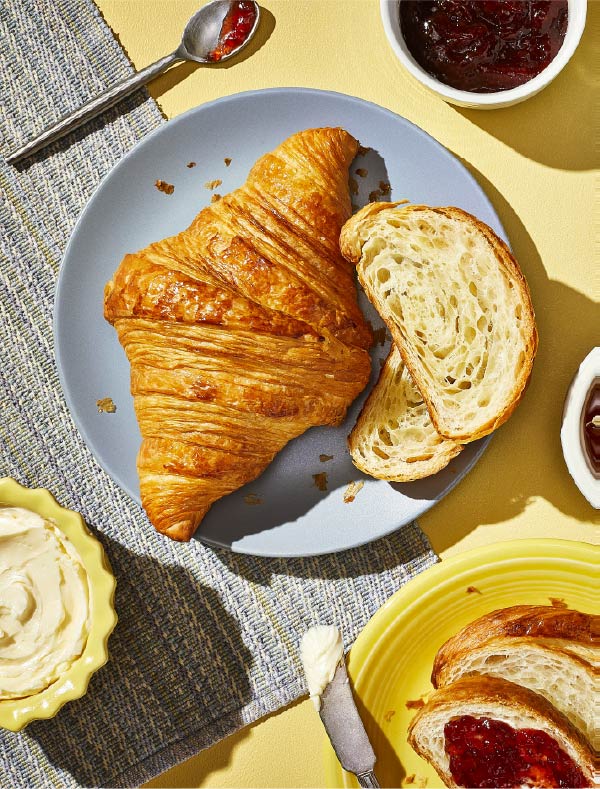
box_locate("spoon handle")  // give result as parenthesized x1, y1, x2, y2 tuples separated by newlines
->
(5, 51, 181, 165)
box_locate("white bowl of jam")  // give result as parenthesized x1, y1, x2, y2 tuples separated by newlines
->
(381, 0, 586, 109)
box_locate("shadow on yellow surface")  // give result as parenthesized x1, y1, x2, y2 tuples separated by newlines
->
(454, 2, 599, 171)
(421, 163, 599, 553)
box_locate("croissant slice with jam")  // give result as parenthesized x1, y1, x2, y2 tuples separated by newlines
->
(104, 128, 372, 540)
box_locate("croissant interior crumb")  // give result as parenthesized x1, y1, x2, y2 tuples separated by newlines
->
(343, 480, 364, 502)
(204, 179, 222, 190)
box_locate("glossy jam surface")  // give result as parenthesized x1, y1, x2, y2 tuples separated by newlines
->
(444, 716, 590, 788)
(208, 1, 257, 62)
(400, 1, 568, 92)
(582, 380, 600, 475)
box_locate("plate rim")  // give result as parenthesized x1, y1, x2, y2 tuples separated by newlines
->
(53, 86, 506, 557)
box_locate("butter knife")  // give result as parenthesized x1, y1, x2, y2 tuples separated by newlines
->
(319, 660, 380, 788)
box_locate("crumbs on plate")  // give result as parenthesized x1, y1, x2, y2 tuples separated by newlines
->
(343, 480, 364, 503)
(355, 167, 368, 178)
(405, 697, 425, 710)
(371, 326, 387, 346)
(383, 709, 396, 723)
(204, 179, 222, 190)
(379, 180, 391, 195)
(549, 597, 568, 608)
(224, 157, 232, 167)
(244, 493, 262, 506)
(186, 161, 196, 168)
(313, 472, 328, 492)
(211, 194, 222, 203)
(155, 179, 174, 195)
(404, 775, 428, 788)
(466, 585, 482, 595)
(319, 454, 334, 463)
(96, 397, 116, 414)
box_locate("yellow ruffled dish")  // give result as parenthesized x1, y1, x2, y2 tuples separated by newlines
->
(0, 477, 117, 731)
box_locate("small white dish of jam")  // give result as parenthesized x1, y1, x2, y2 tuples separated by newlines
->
(381, 0, 587, 109)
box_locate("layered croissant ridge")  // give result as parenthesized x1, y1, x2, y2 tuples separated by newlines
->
(104, 128, 372, 540)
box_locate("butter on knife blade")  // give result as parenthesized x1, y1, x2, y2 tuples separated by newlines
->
(300, 627, 378, 782)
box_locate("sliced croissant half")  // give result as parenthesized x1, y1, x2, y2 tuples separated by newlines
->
(104, 128, 372, 540)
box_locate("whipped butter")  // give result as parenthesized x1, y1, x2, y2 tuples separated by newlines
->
(0, 506, 90, 699)
(300, 625, 344, 710)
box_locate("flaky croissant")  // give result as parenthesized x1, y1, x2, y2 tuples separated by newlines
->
(104, 128, 372, 540)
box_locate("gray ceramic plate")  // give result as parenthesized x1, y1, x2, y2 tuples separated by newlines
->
(54, 88, 501, 557)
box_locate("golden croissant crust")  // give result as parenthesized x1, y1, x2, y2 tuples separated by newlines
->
(104, 128, 372, 540)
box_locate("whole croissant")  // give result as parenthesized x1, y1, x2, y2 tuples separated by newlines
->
(104, 128, 372, 540)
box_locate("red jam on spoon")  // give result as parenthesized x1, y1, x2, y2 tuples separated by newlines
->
(208, 1, 257, 62)
(399, 1, 568, 93)
(444, 715, 591, 788)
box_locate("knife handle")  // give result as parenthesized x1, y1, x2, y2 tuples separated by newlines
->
(356, 770, 380, 788)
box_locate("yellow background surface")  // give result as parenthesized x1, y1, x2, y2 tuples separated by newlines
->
(95, 1, 598, 786)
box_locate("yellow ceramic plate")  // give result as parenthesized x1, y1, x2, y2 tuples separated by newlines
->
(0, 478, 117, 730)
(324, 539, 598, 789)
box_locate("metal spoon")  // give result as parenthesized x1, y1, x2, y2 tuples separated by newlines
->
(5, 0, 260, 165)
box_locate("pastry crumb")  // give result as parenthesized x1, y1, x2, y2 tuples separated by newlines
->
(319, 454, 334, 463)
(224, 157, 232, 166)
(204, 179, 222, 190)
(549, 597, 568, 608)
(379, 180, 391, 195)
(155, 179, 174, 195)
(343, 480, 364, 503)
(372, 327, 387, 346)
(96, 397, 116, 414)
(244, 493, 262, 505)
(349, 177, 359, 196)
(313, 472, 328, 492)
(466, 585, 482, 595)
(211, 193, 222, 203)
(368, 189, 382, 203)
(357, 144, 370, 157)
(406, 698, 425, 710)
(186, 161, 196, 168)
(355, 167, 368, 178)
(404, 775, 416, 786)
(383, 709, 396, 723)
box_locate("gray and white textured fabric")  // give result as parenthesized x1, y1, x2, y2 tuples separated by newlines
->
(0, 1, 437, 786)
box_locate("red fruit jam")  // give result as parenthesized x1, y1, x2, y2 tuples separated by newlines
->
(208, 1, 257, 62)
(444, 716, 591, 788)
(399, 1, 568, 93)
(583, 381, 600, 475)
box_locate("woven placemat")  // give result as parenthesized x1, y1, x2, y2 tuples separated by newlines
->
(0, 1, 438, 786)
